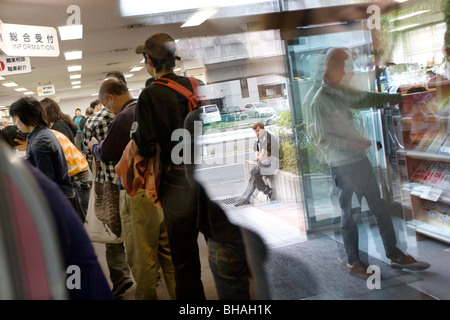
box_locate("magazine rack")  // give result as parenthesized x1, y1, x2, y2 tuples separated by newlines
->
(394, 81, 450, 243)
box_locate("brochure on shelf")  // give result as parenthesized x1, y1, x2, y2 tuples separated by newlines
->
(427, 131, 448, 153)
(439, 135, 450, 155)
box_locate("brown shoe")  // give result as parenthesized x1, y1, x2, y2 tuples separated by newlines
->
(347, 262, 370, 278)
(390, 254, 430, 271)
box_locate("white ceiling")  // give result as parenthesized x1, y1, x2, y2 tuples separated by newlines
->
(0, 0, 400, 107)
(0, 0, 192, 105)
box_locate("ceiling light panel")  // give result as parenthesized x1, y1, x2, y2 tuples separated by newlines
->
(130, 66, 143, 72)
(2, 82, 18, 87)
(70, 74, 81, 79)
(182, 9, 218, 27)
(64, 51, 83, 60)
(67, 65, 82, 72)
(58, 25, 83, 40)
(120, 0, 271, 16)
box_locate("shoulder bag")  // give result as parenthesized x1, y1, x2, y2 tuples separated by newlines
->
(84, 162, 122, 243)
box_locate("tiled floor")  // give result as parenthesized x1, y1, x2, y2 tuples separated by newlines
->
(226, 202, 308, 249)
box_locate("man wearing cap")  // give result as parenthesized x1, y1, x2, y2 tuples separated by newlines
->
(131, 33, 250, 300)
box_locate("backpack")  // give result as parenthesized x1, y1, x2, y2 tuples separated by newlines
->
(115, 139, 162, 207)
(115, 77, 200, 205)
(153, 77, 200, 112)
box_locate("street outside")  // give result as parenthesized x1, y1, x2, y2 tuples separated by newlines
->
(193, 115, 277, 200)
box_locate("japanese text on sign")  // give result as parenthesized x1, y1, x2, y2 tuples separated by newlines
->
(0, 22, 60, 57)
(37, 85, 56, 96)
(0, 56, 31, 76)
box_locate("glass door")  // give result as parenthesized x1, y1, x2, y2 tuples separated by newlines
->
(285, 27, 394, 232)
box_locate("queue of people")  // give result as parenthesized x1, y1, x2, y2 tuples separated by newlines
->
(1, 30, 434, 300)
(1, 32, 257, 301)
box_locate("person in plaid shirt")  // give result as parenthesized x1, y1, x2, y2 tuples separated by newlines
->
(82, 106, 115, 183)
(82, 103, 134, 298)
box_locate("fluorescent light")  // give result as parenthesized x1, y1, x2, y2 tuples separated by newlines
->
(124, 74, 134, 78)
(72, 85, 81, 89)
(181, 9, 217, 27)
(91, 93, 98, 96)
(70, 74, 81, 79)
(389, 10, 429, 22)
(14, 88, 27, 92)
(130, 66, 143, 72)
(2, 82, 18, 87)
(64, 51, 83, 60)
(67, 65, 82, 72)
(58, 25, 83, 40)
(389, 24, 420, 32)
(140, 58, 145, 63)
(120, 0, 271, 16)
(0, 76, 5, 80)
(173, 67, 181, 72)
(24, 91, 34, 95)
(71, 81, 81, 85)
(297, 21, 348, 29)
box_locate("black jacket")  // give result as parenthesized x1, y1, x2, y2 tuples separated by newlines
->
(26, 125, 74, 198)
(52, 120, 76, 145)
(131, 73, 196, 165)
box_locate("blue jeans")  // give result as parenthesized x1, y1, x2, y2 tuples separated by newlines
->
(331, 157, 402, 265)
(207, 239, 250, 300)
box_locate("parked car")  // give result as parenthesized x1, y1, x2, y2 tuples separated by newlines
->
(199, 104, 222, 125)
(243, 102, 276, 118)
(220, 106, 248, 122)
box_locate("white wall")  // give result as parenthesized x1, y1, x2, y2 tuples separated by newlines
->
(58, 96, 100, 117)
(0, 93, 97, 117)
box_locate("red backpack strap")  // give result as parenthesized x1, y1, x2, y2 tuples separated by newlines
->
(153, 77, 199, 112)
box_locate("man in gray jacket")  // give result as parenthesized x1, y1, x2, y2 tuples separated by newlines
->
(311, 47, 430, 277)
(235, 122, 279, 206)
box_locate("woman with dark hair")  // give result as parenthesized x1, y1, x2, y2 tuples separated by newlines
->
(3, 124, 91, 220)
(0, 130, 113, 300)
(1, 125, 28, 151)
(40, 97, 78, 145)
(9, 96, 84, 221)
